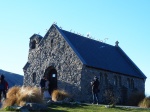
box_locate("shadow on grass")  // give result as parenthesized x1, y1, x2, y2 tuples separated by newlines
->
(114, 107, 132, 111)
(48, 103, 88, 112)
(47, 108, 68, 112)
(112, 107, 150, 111)
(50, 103, 88, 108)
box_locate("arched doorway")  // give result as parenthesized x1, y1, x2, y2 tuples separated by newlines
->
(44, 66, 57, 95)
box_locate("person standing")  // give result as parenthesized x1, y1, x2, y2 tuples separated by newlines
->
(43, 77, 51, 99)
(0, 75, 8, 101)
(40, 76, 46, 95)
(91, 76, 100, 105)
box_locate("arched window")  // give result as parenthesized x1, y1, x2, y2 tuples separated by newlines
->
(131, 79, 134, 89)
(51, 39, 54, 47)
(114, 76, 117, 86)
(32, 73, 36, 83)
(100, 73, 103, 84)
(30, 40, 36, 49)
(127, 78, 130, 88)
(118, 76, 122, 87)
(104, 74, 108, 86)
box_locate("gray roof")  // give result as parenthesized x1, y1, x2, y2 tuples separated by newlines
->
(30, 34, 43, 39)
(53, 24, 146, 79)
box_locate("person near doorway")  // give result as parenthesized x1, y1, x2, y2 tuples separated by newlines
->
(0, 74, 9, 102)
(40, 76, 46, 95)
(43, 77, 51, 100)
(91, 76, 100, 105)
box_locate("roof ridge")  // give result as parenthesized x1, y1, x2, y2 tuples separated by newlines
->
(38, 24, 56, 46)
(58, 27, 114, 48)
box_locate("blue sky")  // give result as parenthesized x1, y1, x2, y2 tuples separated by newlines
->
(0, 1, 149, 95)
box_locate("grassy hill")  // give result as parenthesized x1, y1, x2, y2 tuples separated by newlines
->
(0, 69, 23, 88)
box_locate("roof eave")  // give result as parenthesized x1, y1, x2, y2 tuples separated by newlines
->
(85, 65, 146, 79)
(116, 46, 146, 79)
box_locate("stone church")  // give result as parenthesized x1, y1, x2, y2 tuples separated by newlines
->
(23, 24, 146, 104)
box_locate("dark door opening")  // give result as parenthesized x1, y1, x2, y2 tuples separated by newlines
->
(44, 67, 57, 95)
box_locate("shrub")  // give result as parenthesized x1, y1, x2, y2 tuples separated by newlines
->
(51, 89, 69, 101)
(2, 86, 43, 108)
(127, 92, 145, 106)
(16, 86, 43, 106)
(138, 97, 150, 108)
(103, 89, 120, 106)
(6, 86, 20, 99)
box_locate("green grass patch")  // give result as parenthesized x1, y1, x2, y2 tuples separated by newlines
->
(1, 103, 150, 112)
(48, 103, 150, 112)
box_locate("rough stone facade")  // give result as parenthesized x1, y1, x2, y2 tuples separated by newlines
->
(23, 25, 145, 104)
(80, 66, 145, 104)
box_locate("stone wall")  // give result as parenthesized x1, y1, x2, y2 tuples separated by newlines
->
(80, 66, 145, 104)
(24, 26, 83, 101)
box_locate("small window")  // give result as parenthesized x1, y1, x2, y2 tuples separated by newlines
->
(52, 74, 56, 78)
(118, 76, 122, 87)
(114, 76, 117, 86)
(127, 78, 130, 88)
(100, 73, 103, 84)
(32, 73, 36, 83)
(131, 79, 134, 89)
(51, 39, 54, 47)
(31, 40, 36, 49)
(51, 39, 53, 44)
(104, 74, 108, 86)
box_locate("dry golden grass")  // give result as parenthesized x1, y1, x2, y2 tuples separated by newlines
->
(2, 86, 43, 108)
(6, 86, 20, 99)
(51, 89, 69, 101)
(138, 97, 150, 108)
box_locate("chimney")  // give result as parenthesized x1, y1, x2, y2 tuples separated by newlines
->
(115, 41, 119, 47)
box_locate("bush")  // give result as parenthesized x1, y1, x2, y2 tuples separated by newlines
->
(2, 86, 43, 108)
(51, 89, 69, 101)
(138, 97, 150, 108)
(102, 86, 121, 105)
(127, 92, 145, 106)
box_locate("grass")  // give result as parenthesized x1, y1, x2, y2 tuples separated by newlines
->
(1, 103, 150, 111)
(47, 103, 150, 112)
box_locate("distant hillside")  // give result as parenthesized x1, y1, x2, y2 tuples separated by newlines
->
(0, 69, 23, 88)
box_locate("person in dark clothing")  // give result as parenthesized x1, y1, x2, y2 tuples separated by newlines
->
(91, 76, 100, 105)
(40, 76, 46, 95)
(0, 75, 8, 101)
